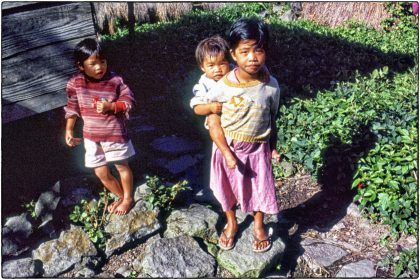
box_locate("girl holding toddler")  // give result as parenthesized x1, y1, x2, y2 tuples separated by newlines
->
(191, 18, 281, 253)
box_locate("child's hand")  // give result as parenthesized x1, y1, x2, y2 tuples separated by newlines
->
(96, 101, 113, 114)
(65, 130, 81, 147)
(271, 149, 281, 162)
(210, 102, 223, 114)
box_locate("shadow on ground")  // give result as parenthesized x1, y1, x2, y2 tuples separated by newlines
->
(276, 124, 377, 275)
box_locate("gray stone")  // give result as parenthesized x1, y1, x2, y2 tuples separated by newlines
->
(141, 235, 216, 278)
(153, 154, 202, 175)
(116, 265, 131, 277)
(346, 202, 362, 217)
(134, 182, 150, 203)
(164, 204, 219, 243)
(2, 257, 42, 278)
(74, 267, 96, 278)
(104, 200, 161, 256)
(397, 235, 418, 251)
(4, 213, 33, 238)
(300, 239, 348, 269)
(336, 259, 376, 278)
(151, 135, 202, 155)
(217, 224, 285, 278)
(32, 225, 98, 277)
(34, 182, 61, 226)
(165, 154, 198, 174)
(61, 187, 95, 208)
(2, 237, 22, 256)
(132, 234, 162, 273)
(2, 213, 33, 256)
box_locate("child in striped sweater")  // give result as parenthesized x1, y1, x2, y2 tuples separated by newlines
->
(191, 18, 281, 253)
(64, 38, 136, 215)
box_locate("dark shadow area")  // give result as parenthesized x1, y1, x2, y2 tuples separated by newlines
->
(276, 124, 377, 275)
(267, 23, 415, 99)
(1, 108, 85, 216)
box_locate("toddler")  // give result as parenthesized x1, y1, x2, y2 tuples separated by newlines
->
(64, 38, 136, 215)
(190, 36, 237, 169)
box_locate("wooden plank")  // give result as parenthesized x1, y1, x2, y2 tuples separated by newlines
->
(2, 91, 68, 123)
(1, 2, 38, 10)
(1, 2, 96, 123)
(2, 39, 79, 104)
(2, 2, 94, 59)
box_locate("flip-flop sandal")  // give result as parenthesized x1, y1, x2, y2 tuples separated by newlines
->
(218, 225, 236, 251)
(253, 227, 273, 253)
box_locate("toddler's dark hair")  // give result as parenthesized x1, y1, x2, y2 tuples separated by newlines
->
(228, 18, 269, 50)
(74, 38, 106, 65)
(195, 35, 229, 67)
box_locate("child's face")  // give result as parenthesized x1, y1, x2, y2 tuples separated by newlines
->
(79, 53, 107, 80)
(230, 39, 266, 78)
(200, 53, 230, 81)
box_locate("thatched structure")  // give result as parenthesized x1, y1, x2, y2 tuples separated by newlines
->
(92, 2, 228, 34)
(300, 2, 390, 30)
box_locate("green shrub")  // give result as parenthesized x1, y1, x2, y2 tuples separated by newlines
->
(69, 190, 115, 247)
(271, 3, 418, 238)
(144, 175, 190, 211)
(379, 247, 419, 277)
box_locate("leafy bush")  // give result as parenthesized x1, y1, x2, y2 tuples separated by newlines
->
(379, 248, 419, 277)
(69, 190, 115, 247)
(144, 175, 190, 211)
(271, 3, 418, 238)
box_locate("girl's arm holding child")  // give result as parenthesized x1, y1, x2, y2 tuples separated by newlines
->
(193, 102, 223, 116)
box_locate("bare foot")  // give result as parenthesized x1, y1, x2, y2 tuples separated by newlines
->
(107, 198, 122, 213)
(222, 150, 237, 169)
(114, 198, 134, 215)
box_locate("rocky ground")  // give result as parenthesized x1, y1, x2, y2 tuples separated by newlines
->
(98, 171, 417, 278)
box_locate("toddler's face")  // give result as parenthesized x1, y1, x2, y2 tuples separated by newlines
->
(230, 39, 266, 77)
(79, 53, 107, 80)
(200, 53, 230, 81)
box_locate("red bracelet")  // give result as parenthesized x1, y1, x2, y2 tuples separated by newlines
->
(114, 101, 126, 114)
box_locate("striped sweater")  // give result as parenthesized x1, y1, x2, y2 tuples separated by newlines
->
(191, 69, 280, 143)
(64, 72, 135, 143)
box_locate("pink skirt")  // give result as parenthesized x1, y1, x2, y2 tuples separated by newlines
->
(209, 140, 279, 214)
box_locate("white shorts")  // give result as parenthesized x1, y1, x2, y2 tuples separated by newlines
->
(84, 138, 136, 168)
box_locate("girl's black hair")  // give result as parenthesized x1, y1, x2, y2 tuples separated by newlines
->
(73, 38, 106, 65)
(228, 18, 269, 50)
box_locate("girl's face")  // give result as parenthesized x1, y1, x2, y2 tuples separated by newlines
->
(79, 53, 107, 80)
(230, 39, 266, 81)
(200, 53, 230, 81)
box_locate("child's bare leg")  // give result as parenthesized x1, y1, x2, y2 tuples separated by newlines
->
(113, 161, 134, 215)
(94, 165, 124, 213)
(253, 211, 270, 251)
(208, 114, 237, 169)
(219, 209, 238, 249)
